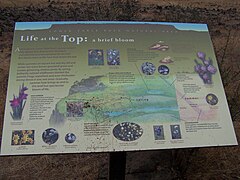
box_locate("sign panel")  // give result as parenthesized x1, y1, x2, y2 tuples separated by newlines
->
(1, 21, 237, 155)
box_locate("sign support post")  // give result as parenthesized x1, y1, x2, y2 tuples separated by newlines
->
(109, 151, 127, 180)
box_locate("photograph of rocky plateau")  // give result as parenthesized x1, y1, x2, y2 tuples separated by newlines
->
(0, 0, 240, 179)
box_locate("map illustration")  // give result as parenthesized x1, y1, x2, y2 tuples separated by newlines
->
(50, 74, 180, 126)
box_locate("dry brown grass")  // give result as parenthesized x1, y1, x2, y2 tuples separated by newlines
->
(142, 0, 240, 9)
(1, 0, 240, 9)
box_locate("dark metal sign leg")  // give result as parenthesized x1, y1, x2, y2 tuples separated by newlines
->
(109, 152, 126, 180)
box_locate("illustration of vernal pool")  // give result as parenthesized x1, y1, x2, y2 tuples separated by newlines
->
(113, 122, 143, 141)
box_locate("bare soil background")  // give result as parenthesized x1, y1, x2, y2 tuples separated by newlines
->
(1, 0, 240, 9)
(0, 0, 240, 179)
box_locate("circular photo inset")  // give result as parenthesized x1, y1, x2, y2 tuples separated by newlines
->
(42, 128, 59, 145)
(141, 62, 156, 75)
(158, 65, 169, 75)
(206, 93, 218, 105)
(65, 133, 76, 143)
(113, 122, 143, 142)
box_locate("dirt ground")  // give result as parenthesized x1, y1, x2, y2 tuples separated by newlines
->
(0, 0, 240, 179)
(1, 0, 240, 9)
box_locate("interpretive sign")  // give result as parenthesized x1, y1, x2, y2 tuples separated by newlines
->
(1, 21, 237, 155)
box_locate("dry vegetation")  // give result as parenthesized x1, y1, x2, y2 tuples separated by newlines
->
(0, 0, 240, 179)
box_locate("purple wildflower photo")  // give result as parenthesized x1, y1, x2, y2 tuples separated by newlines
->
(9, 83, 28, 120)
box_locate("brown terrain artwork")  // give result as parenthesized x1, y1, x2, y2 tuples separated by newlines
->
(0, 0, 240, 179)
